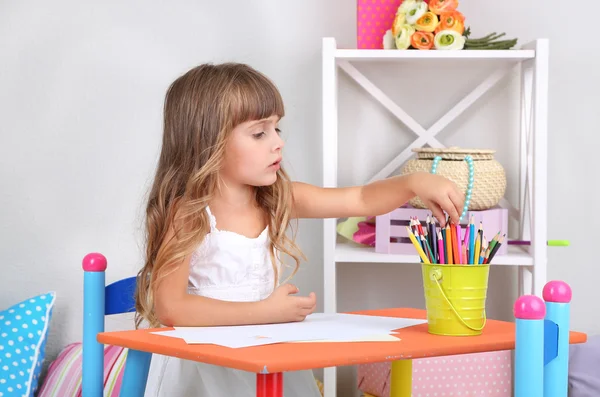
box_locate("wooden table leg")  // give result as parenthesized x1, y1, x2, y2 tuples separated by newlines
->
(390, 360, 412, 397)
(256, 373, 283, 397)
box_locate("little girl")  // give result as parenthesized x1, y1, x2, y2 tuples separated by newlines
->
(134, 62, 464, 396)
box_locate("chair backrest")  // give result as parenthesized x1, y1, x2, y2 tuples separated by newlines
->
(105, 276, 137, 315)
(82, 252, 138, 396)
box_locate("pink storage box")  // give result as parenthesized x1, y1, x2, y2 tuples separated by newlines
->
(375, 206, 508, 256)
(357, 351, 512, 397)
(357, 0, 430, 49)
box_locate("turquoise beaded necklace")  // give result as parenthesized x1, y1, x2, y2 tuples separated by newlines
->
(430, 155, 473, 222)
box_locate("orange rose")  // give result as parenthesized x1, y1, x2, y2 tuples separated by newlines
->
(410, 31, 434, 50)
(415, 12, 439, 33)
(436, 10, 465, 34)
(428, 0, 459, 15)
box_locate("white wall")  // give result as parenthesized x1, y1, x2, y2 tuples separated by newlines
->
(1, 1, 598, 395)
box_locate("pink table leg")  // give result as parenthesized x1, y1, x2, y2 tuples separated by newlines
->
(256, 373, 283, 397)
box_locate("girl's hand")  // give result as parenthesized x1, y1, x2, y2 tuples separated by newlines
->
(263, 284, 317, 323)
(409, 172, 464, 227)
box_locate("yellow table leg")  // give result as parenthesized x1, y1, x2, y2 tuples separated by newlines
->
(390, 360, 412, 397)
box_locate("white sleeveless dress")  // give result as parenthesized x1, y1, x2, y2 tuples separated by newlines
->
(143, 207, 322, 397)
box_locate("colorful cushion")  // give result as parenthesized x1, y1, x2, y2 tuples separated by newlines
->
(0, 291, 56, 397)
(39, 343, 324, 397)
(37, 342, 127, 397)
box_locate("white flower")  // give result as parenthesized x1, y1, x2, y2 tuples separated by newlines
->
(434, 29, 465, 50)
(395, 25, 416, 50)
(383, 29, 396, 49)
(398, 0, 417, 14)
(405, 0, 428, 25)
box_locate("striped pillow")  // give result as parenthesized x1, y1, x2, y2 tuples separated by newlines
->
(39, 343, 326, 396)
(37, 342, 127, 397)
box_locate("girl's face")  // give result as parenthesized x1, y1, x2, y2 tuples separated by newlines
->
(220, 115, 284, 188)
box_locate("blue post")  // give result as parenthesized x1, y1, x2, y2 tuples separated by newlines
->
(543, 281, 572, 397)
(119, 349, 152, 397)
(82, 253, 107, 397)
(514, 295, 546, 397)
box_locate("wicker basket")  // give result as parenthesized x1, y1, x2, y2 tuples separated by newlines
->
(400, 147, 506, 211)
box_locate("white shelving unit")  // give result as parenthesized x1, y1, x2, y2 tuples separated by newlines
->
(321, 37, 549, 397)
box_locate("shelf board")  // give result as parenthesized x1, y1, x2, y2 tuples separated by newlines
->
(335, 242, 533, 266)
(335, 49, 535, 61)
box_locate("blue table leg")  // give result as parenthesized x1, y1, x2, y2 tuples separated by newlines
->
(119, 349, 152, 397)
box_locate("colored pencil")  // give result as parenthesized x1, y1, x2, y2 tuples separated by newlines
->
(463, 225, 470, 255)
(424, 219, 432, 260)
(428, 216, 437, 262)
(422, 229, 430, 262)
(487, 234, 505, 264)
(421, 235, 436, 264)
(442, 227, 450, 264)
(445, 224, 453, 264)
(406, 214, 504, 265)
(425, 216, 430, 247)
(406, 226, 430, 263)
(437, 230, 445, 264)
(420, 235, 430, 262)
(463, 225, 471, 264)
(411, 218, 424, 254)
(417, 221, 424, 238)
(483, 233, 500, 264)
(474, 228, 482, 266)
(479, 238, 488, 264)
(468, 216, 476, 264)
(456, 224, 462, 264)
(410, 217, 418, 235)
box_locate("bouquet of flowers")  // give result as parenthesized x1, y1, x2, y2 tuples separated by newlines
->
(383, 0, 517, 50)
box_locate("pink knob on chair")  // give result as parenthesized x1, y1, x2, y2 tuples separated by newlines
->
(514, 295, 546, 320)
(82, 253, 107, 272)
(543, 280, 572, 303)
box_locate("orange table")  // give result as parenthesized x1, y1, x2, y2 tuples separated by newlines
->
(97, 308, 587, 396)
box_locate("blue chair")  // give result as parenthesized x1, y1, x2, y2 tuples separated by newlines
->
(82, 252, 152, 397)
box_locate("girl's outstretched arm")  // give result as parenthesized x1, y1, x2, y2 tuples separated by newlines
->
(292, 172, 464, 227)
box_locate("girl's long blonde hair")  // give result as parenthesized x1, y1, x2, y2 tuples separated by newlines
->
(135, 63, 305, 328)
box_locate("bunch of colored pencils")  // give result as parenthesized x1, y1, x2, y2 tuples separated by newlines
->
(405, 214, 505, 265)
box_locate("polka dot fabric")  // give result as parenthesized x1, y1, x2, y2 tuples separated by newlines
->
(357, 0, 401, 49)
(357, 351, 512, 396)
(357, 0, 429, 49)
(0, 292, 55, 397)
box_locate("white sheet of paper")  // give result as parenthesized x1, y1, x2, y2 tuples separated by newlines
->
(153, 328, 398, 348)
(190, 335, 292, 349)
(174, 313, 425, 338)
(152, 313, 425, 348)
(151, 329, 284, 348)
(304, 313, 426, 330)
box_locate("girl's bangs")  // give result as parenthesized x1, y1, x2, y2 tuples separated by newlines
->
(228, 73, 285, 127)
